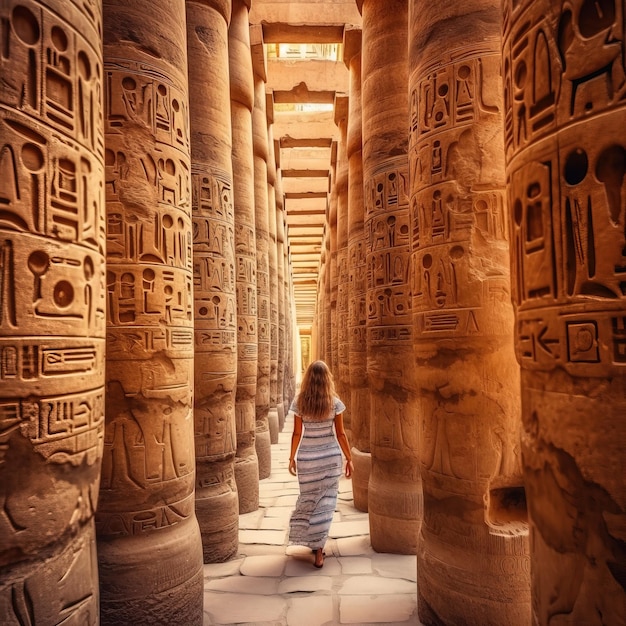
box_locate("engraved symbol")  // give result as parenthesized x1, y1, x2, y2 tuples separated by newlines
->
(558, 0, 626, 114)
(567, 321, 599, 362)
(537, 325, 560, 358)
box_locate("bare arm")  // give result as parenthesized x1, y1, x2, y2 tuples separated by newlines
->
(334, 413, 354, 478)
(288, 414, 303, 476)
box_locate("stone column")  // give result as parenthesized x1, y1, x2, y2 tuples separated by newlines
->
(285, 256, 297, 401)
(229, 0, 259, 515)
(251, 46, 272, 479)
(336, 96, 351, 436)
(0, 2, 105, 622)
(324, 224, 337, 360)
(502, 1, 626, 623)
(409, 1, 530, 623)
(275, 158, 287, 432)
(283, 237, 296, 411)
(99, 0, 203, 622)
(360, 0, 421, 554)
(266, 120, 280, 444)
(345, 27, 370, 512)
(327, 163, 337, 368)
(187, 0, 238, 564)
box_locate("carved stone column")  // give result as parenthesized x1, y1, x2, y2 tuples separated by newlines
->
(275, 159, 287, 432)
(0, 2, 105, 622)
(252, 50, 271, 479)
(283, 246, 295, 410)
(502, 1, 626, 623)
(99, 0, 203, 622)
(229, 0, 259, 515)
(336, 96, 351, 437)
(325, 147, 336, 369)
(323, 224, 332, 363)
(312, 241, 330, 364)
(283, 236, 296, 411)
(360, 0, 421, 554)
(345, 27, 370, 512)
(409, 1, 530, 623)
(187, 0, 238, 563)
(266, 120, 280, 444)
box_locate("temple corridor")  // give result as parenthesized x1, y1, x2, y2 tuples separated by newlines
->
(1, 0, 625, 625)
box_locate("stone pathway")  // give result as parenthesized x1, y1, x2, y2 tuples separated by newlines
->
(202, 420, 422, 625)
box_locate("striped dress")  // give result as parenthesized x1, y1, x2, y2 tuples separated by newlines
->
(288, 396, 346, 550)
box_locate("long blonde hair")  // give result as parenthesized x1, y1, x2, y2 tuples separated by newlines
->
(297, 360, 336, 421)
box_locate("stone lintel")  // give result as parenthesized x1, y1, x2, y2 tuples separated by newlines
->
(343, 26, 362, 67)
(287, 229, 325, 242)
(273, 109, 338, 142)
(280, 136, 332, 148)
(267, 59, 349, 100)
(284, 192, 328, 199)
(334, 94, 348, 125)
(262, 23, 345, 44)
(250, 24, 267, 81)
(282, 169, 329, 177)
(287, 212, 326, 226)
(249, 1, 362, 29)
(273, 86, 335, 104)
(266, 91, 274, 124)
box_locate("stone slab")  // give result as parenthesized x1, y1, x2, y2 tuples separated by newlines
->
(339, 594, 418, 624)
(205, 575, 279, 595)
(371, 553, 418, 582)
(339, 575, 416, 595)
(239, 554, 288, 577)
(278, 575, 333, 593)
(203, 592, 286, 624)
(287, 594, 335, 626)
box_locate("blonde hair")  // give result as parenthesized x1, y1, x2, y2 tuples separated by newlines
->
(296, 360, 336, 421)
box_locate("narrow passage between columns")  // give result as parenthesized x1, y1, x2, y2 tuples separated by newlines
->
(201, 414, 421, 626)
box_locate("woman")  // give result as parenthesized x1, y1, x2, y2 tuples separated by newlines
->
(288, 360, 353, 568)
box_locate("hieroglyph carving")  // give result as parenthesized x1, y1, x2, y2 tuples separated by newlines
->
(101, 58, 196, 529)
(365, 168, 412, 338)
(502, 1, 626, 623)
(0, 1, 105, 623)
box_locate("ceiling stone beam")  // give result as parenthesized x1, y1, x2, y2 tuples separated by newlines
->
(283, 191, 327, 200)
(282, 169, 329, 177)
(273, 86, 335, 104)
(272, 110, 338, 141)
(249, 1, 361, 29)
(280, 145, 331, 170)
(284, 195, 327, 209)
(267, 60, 349, 96)
(280, 136, 332, 148)
(261, 23, 345, 43)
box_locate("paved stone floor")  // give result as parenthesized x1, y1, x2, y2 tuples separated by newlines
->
(202, 418, 422, 626)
